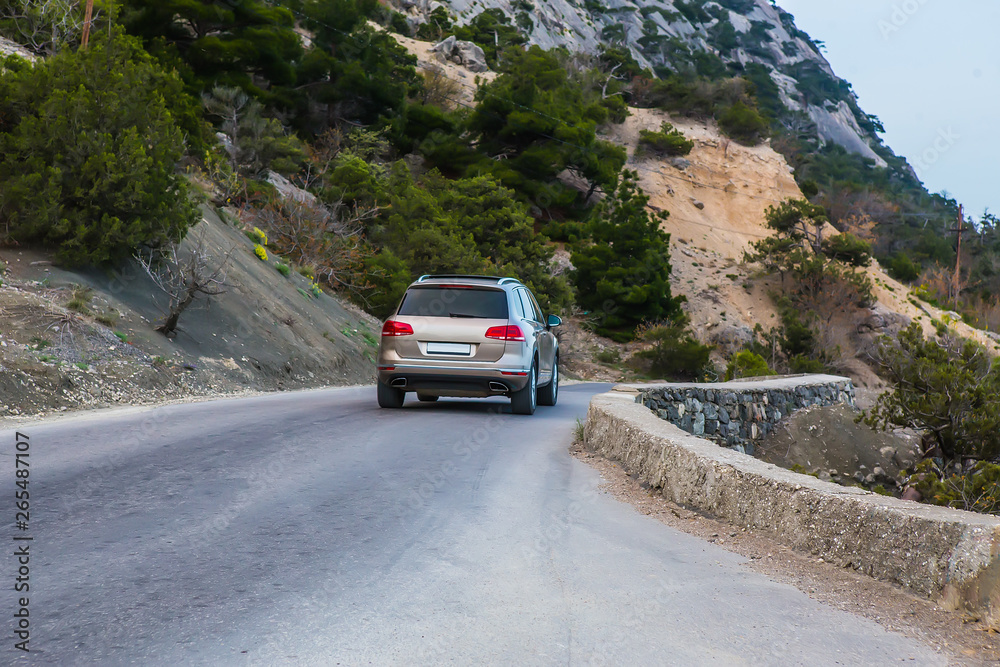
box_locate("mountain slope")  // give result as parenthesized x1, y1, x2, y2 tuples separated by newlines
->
(0, 201, 378, 420)
(401, 0, 886, 166)
(386, 22, 999, 403)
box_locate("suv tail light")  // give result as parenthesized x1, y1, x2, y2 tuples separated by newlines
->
(485, 325, 525, 342)
(382, 320, 414, 337)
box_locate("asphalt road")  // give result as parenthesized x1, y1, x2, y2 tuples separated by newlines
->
(0, 384, 946, 665)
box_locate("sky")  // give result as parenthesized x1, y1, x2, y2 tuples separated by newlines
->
(776, 0, 999, 221)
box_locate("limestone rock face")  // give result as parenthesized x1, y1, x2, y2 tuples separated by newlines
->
(266, 171, 318, 207)
(808, 101, 888, 168)
(396, 0, 887, 167)
(0, 36, 36, 61)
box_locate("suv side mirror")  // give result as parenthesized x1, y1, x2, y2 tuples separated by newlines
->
(546, 315, 562, 329)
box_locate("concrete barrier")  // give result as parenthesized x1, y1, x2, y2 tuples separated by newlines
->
(585, 387, 1000, 623)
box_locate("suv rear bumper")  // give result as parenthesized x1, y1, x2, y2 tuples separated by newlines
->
(377, 364, 530, 397)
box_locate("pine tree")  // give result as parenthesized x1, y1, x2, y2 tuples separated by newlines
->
(865, 323, 1000, 463)
(571, 171, 683, 341)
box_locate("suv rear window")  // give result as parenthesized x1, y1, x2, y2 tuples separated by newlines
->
(398, 287, 509, 319)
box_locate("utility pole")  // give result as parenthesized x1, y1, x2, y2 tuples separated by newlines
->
(81, 0, 95, 49)
(951, 204, 965, 304)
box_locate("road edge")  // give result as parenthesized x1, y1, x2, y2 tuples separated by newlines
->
(584, 389, 1000, 627)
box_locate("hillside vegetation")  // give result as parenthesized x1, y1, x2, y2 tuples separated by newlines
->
(3, 1, 1000, 507)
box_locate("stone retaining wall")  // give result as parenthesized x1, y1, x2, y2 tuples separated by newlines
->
(635, 375, 855, 454)
(585, 389, 1000, 624)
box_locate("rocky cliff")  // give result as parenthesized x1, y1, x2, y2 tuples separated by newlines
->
(397, 0, 888, 167)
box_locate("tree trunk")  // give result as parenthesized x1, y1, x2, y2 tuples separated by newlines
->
(156, 286, 198, 337)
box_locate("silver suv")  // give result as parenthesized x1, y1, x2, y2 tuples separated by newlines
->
(376, 275, 561, 415)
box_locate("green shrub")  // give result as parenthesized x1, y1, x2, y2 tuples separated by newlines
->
(633, 322, 713, 380)
(120, 0, 304, 135)
(415, 6, 453, 39)
(717, 101, 769, 145)
(885, 253, 921, 282)
(452, 9, 526, 65)
(724, 350, 775, 381)
(467, 46, 626, 208)
(637, 122, 694, 157)
(637, 74, 749, 118)
(387, 9, 412, 35)
(821, 232, 872, 267)
(595, 348, 621, 364)
(202, 86, 306, 177)
(0, 31, 198, 265)
(912, 283, 940, 308)
(358, 165, 573, 320)
(910, 460, 1000, 515)
(788, 354, 828, 374)
(275, 262, 291, 277)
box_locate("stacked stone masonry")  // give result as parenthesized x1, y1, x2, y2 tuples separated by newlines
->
(637, 376, 856, 454)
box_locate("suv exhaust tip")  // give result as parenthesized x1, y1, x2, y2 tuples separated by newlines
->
(489, 382, 508, 393)
(390, 378, 407, 388)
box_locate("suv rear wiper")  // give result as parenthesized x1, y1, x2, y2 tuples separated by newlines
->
(449, 313, 477, 318)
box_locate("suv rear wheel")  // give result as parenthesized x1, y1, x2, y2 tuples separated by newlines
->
(377, 381, 405, 409)
(510, 362, 537, 415)
(537, 356, 558, 407)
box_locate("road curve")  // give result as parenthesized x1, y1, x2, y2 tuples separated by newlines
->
(0, 385, 945, 665)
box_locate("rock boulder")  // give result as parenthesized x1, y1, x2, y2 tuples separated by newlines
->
(431, 36, 489, 73)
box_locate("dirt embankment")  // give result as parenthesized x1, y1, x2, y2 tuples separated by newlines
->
(611, 109, 792, 372)
(0, 205, 377, 422)
(601, 107, 1000, 393)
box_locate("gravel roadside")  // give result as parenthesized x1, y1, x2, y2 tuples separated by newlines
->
(571, 440, 1000, 665)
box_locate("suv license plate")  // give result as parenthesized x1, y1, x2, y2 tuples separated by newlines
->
(426, 342, 472, 356)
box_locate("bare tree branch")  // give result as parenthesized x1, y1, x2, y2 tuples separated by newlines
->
(601, 62, 625, 99)
(244, 197, 377, 291)
(1, 0, 86, 55)
(136, 233, 235, 338)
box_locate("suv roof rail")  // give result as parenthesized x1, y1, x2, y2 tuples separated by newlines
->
(417, 274, 521, 285)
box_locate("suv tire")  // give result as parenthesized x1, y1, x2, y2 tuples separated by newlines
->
(377, 381, 405, 408)
(537, 356, 559, 407)
(510, 362, 537, 415)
